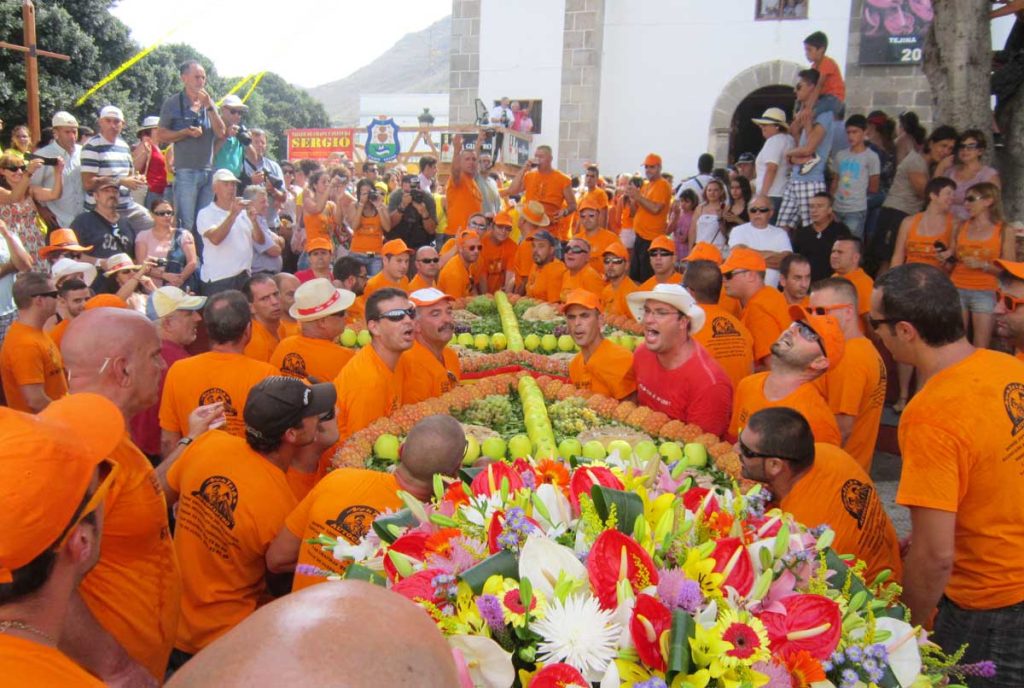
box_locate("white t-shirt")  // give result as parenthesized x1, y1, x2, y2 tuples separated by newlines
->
(197, 203, 255, 282)
(727, 222, 793, 288)
(489, 105, 513, 127)
(755, 133, 793, 198)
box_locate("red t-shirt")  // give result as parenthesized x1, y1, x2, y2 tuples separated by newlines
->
(633, 342, 733, 437)
(129, 340, 191, 456)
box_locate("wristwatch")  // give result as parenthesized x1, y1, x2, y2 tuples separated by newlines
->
(177, 437, 194, 448)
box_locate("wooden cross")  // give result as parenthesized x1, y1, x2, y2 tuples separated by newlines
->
(0, 1, 70, 142)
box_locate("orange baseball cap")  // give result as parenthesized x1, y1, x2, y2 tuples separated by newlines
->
(644, 153, 662, 167)
(382, 239, 414, 256)
(457, 229, 480, 245)
(683, 242, 723, 265)
(493, 210, 514, 227)
(649, 235, 675, 254)
(578, 196, 603, 213)
(995, 259, 1024, 281)
(720, 246, 766, 274)
(307, 237, 333, 254)
(602, 241, 629, 261)
(39, 228, 92, 258)
(0, 394, 124, 582)
(562, 288, 600, 312)
(789, 305, 846, 369)
(84, 294, 128, 310)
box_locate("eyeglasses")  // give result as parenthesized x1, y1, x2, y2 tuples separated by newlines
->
(738, 438, 799, 463)
(807, 304, 849, 316)
(723, 270, 748, 280)
(32, 290, 59, 299)
(417, 257, 440, 264)
(961, 142, 983, 150)
(749, 207, 772, 214)
(153, 210, 174, 217)
(997, 290, 1024, 313)
(649, 250, 674, 258)
(565, 246, 588, 255)
(868, 315, 901, 331)
(642, 307, 682, 319)
(55, 458, 120, 548)
(374, 307, 416, 322)
(604, 257, 625, 265)
(465, 245, 482, 252)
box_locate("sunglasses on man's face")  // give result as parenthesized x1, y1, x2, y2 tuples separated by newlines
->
(374, 307, 416, 323)
(418, 257, 440, 264)
(604, 257, 625, 265)
(738, 438, 799, 463)
(565, 246, 588, 255)
(807, 304, 849, 316)
(649, 250, 673, 258)
(749, 207, 772, 214)
(791, 320, 827, 357)
(997, 290, 1024, 313)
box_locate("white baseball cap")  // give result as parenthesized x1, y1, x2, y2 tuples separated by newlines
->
(220, 94, 248, 111)
(98, 105, 125, 122)
(51, 111, 78, 128)
(212, 168, 240, 184)
(290, 278, 356, 322)
(137, 116, 160, 133)
(146, 286, 207, 321)
(409, 288, 453, 308)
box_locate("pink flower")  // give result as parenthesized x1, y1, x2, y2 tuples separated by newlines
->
(757, 594, 842, 660)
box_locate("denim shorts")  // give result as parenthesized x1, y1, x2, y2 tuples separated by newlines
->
(958, 288, 997, 314)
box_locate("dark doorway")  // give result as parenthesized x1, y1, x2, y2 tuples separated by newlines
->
(729, 85, 796, 164)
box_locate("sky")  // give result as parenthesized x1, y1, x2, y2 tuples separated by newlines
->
(110, 0, 452, 88)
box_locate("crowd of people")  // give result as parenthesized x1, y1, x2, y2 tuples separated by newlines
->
(1, 29, 1022, 688)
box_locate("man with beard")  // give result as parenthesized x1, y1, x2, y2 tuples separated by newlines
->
(242, 274, 285, 362)
(627, 283, 732, 435)
(396, 288, 461, 404)
(525, 230, 566, 303)
(409, 245, 441, 291)
(332, 256, 369, 322)
(564, 289, 635, 399)
(728, 306, 842, 444)
(599, 241, 637, 318)
(270, 279, 355, 382)
(559, 237, 604, 301)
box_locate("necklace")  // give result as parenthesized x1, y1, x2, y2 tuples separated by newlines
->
(0, 619, 56, 643)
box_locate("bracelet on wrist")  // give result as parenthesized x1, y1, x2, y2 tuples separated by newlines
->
(177, 436, 194, 448)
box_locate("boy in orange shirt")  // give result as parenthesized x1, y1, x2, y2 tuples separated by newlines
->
(564, 289, 636, 399)
(400, 288, 462, 404)
(364, 239, 413, 298)
(270, 278, 356, 382)
(802, 31, 845, 119)
(0, 273, 67, 412)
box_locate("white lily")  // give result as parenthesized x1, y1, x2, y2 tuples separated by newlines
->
(447, 635, 515, 688)
(519, 534, 587, 600)
(534, 483, 573, 531)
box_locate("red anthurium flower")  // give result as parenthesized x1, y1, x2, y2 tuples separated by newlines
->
(383, 531, 429, 581)
(681, 486, 721, 517)
(391, 568, 448, 606)
(630, 593, 672, 672)
(569, 465, 624, 512)
(710, 537, 755, 597)
(529, 663, 589, 688)
(470, 462, 525, 497)
(587, 529, 659, 609)
(758, 594, 842, 660)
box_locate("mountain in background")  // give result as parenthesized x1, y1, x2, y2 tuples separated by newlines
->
(307, 15, 450, 125)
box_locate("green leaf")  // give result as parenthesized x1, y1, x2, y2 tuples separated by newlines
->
(759, 546, 774, 570)
(459, 466, 483, 483)
(591, 485, 644, 535)
(666, 609, 695, 677)
(458, 550, 519, 594)
(343, 563, 386, 586)
(372, 509, 417, 544)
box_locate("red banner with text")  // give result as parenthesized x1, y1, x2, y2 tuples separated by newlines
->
(286, 128, 355, 161)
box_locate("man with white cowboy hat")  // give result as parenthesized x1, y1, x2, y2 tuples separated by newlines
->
(31, 111, 85, 226)
(398, 287, 461, 404)
(512, 199, 552, 293)
(132, 115, 169, 210)
(627, 283, 733, 436)
(80, 104, 153, 234)
(213, 94, 251, 179)
(270, 278, 356, 382)
(751, 106, 793, 218)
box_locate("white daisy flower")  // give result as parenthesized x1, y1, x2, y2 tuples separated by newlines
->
(531, 593, 621, 682)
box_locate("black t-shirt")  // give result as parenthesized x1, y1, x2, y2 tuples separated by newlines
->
(386, 189, 438, 249)
(791, 220, 851, 282)
(71, 210, 136, 294)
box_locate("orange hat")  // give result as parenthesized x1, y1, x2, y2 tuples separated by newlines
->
(720, 246, 766, 274)
(0, 394, 124, 582)
(562, 288, 600, 312)
(519, 200, 550, 227)
(644, 153, 662, 167)
(382, 239, 414, 256)
(493, 210, 514, 227)
(683, 242, 723, 265)
(602, 241, 629, 261)
(578, 196, 603, 213)
(39, 228, 92, 258)
(995, 259, 1024, 281)
(649, 235, 675, 254)
(789, 305, 846, 369)
(457, 229, 480, 245)
(306, 237, 333, 254)
(84, 293, 128, 310)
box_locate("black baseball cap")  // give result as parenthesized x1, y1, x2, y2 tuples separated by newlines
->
(736, 152, 755, 164)
(527, 230, 559, 246)
(244, 376, 336, 441)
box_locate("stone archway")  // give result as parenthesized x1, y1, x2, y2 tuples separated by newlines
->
(707, 60, 804, 165)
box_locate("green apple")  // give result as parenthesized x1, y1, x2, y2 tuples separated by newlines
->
(684, 443, 708, 468)
(558, 438, 583, 460)
(463, 435, 481, 466)
(633, 440, 659, 462)
(356, 330, 372, 347)
(619, 335, 635, 352)
(633, 336, 644, 349)
(373, 433, 400, 462)
(659, 442, 684, 463)
(508, 434, 532, 460)
(450, 334, 458, 346)
(474, 333, 490, 351)
(524, 334, 541, 351)
(340, 328, 358, 347)
(481, 436, 506, 460)
(557, 334, 575, 352)
(582, 440, 607, 460)
(541, 334, 558, 352)
(457, 332, 475, 347)
(607, 439, 633, 459)
(491, 332, 507, 350)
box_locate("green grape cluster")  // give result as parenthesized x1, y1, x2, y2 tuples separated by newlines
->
(547, 398, 600, 436)
(462, 395, 515, 429)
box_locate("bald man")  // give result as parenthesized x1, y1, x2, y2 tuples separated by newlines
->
(410, 245, 441, 291)
(266, 415, 466, 590)
(166, 582, 459, 687)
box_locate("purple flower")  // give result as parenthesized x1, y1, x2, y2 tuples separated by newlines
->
(520, 470, 537, 489)
(476, 594, 505, 631)
(839, 668, 859, 688)
(657, 568, 703, 613)
(958, 660, 997, 678)
(635, 678, 668, 688)
(295, 563, 334, 578)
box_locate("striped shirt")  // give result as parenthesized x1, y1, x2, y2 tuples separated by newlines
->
(80, 134, 133, 210)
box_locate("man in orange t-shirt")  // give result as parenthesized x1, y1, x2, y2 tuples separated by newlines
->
(438, 230, 482, 299)
(477, 211, 517, 293)
(512, 201, 552, 292)
(165, 377, 335, 659)
(410, 245, 441, 291)
(243, 274, 286, 362)
(739, 407, 900, 585)
(599, 241, 637, 317)
(995, 259, 1024, 361)
(560, 237, 605, 301)
(683, 242, 742, 317)
(639, 235, 681, 290)
(273, 272, 302, 338)
(809, 277, 885, 471)
(729, 307, 843, 444)
(332, 256, 369, 323)
(577, 194, 618, 272)
(874, 264, 1024, 676)
(0, 273, 67, 412)
(266, 415, 466, 590)
(46, 277, 91, 351)
(364, 239, 413, 298)
(444, 136, 483, 236)
(525, 230, 567, 303)
(160, 290, 276, 455)
(830, 237, 872, 330)
(507, 145, 576, 240)
(399, 288, 462, 404)
(271, 278, 356, 382)
(334, 288, 414, 440)
(684, 260, 754, 390)
(576, 164, 610, 229)
(0, 394, 122, 687)
(722, 247, 793, 369)
(628, 153, 673, 283)
(564, 289, 636, 399)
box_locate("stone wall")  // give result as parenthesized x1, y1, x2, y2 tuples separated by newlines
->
(449, 0, 482, 126)
(558, 0, 606, 171)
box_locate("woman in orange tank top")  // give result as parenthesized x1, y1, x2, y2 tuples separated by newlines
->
(345, 179, 392, 275)
(949, 182, 1014, 349)
(889, 177, 958, 411)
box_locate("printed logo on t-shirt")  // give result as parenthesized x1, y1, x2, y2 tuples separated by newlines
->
(192, 475, 239, 529)
(1003, 382, 1024, 436)
(327, 505, 381, 543)
(199, 387, 238, 419)
(281, 352, 308, 379)
(840, 478, 873, 528)
(711, 317, 741, 338)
